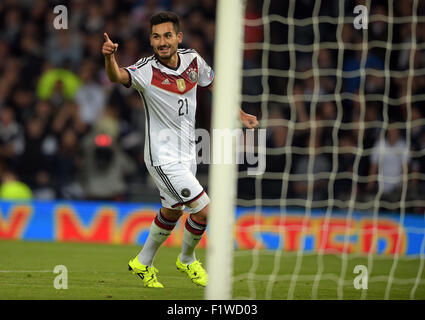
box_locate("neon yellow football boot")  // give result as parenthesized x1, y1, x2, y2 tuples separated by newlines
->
(128, 257, 163, 288)
(176, 256, 208, 287)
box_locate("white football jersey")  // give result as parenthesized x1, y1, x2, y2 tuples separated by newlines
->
(124, 49, 214, 166)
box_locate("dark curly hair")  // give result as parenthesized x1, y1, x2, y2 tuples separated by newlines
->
(150, 11, 180, 34)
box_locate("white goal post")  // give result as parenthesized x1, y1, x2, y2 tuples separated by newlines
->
(205, 0, 246, 300)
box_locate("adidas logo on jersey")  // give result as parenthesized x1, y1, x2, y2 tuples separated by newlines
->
(162, 78, 171, 85)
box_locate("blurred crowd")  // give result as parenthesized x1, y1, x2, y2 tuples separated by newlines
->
(0, 0, 216, 201)
(0, 0, 424, 213)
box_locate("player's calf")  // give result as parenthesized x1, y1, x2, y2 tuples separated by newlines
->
(129, 209, 181, 288)
(181, 214, 207, 264)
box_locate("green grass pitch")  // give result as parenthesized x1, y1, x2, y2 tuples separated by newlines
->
(0, 240, 423, 300)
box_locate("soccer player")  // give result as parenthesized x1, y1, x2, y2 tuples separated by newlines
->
(102, 11, 258, 288)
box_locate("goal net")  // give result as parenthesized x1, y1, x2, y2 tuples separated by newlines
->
(207, 0, 425, 300)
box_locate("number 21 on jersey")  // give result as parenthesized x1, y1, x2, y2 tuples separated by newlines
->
(178, 98, 188, 116)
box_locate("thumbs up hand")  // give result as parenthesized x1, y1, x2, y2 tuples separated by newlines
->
(102, 33, 119, 57)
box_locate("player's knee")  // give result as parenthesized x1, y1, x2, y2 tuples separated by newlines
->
(161, 207, 184, 221)
(191, 204, 208, 224)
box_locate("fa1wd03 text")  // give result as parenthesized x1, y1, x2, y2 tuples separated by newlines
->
(211, 304, 258, 315)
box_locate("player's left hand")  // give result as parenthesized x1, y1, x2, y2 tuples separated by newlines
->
(240, 109, 259, 129)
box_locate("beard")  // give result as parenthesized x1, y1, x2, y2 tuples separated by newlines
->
(156, 44, 177, 61)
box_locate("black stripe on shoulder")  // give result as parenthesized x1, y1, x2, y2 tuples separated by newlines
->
(135, 58, 146, 67)
(135, 57, 148, 66)
(136, 55, 154, 64)
(136, 56, 155, 69)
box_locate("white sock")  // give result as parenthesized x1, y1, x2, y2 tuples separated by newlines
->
(137, 210, 177, 266)
(179, 215, 207, 265)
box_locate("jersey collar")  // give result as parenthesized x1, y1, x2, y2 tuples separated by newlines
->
(154, 52, 181, 71)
